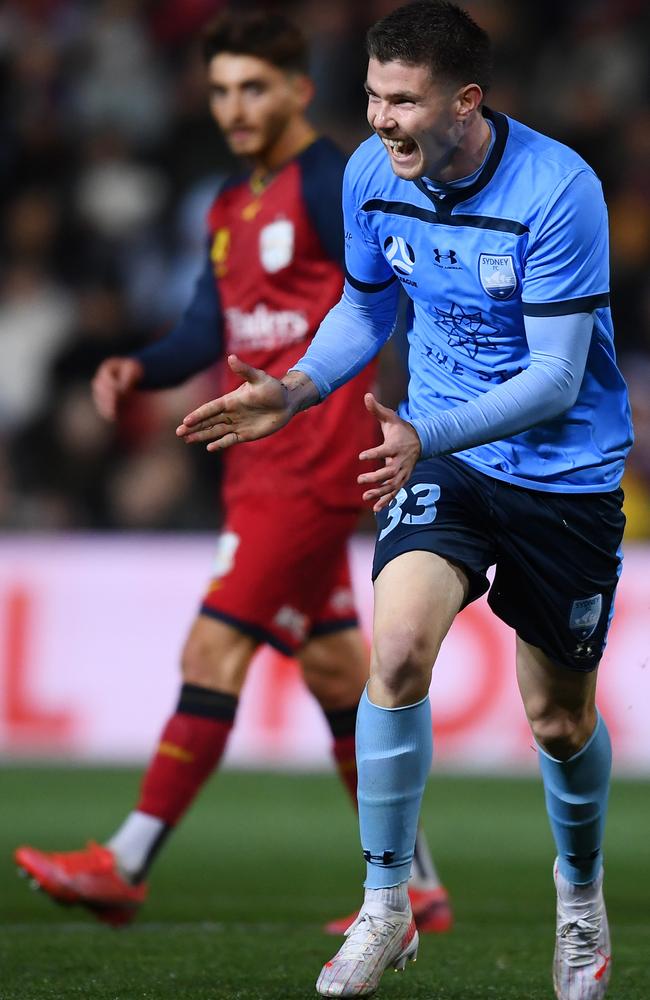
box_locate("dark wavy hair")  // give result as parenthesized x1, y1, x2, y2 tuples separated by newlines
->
(202, 9, 309, 74)
(367, 0, 492, 94)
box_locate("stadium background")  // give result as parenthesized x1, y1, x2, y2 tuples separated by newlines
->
(1, 3, 649, 998)
(1, 0, 649, 769)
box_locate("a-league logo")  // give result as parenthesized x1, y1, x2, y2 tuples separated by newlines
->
(384, 235, 416, 275)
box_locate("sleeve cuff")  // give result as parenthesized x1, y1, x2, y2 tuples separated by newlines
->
(344, 269, 397, 293)
(408, 417, 437, 459)
(522, 293, 609, 317)
(288, 361, 329, 400)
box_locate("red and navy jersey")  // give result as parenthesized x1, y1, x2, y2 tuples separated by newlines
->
(135, 137, 378, 509)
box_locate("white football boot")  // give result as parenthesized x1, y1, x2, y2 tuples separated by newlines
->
(316, 901, 418, 997)
(553, 860, 612, 1000)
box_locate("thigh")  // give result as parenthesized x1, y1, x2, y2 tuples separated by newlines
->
(308, 546, 359, 640)
(516, 635, 598, 715)
(489, 486, 625, 672)
(200, 497, 359, 655)
(370, 549, 469, 706)
(372, 455, 496, 606)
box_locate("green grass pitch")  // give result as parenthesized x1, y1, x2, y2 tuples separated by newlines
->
(1, 767, 648, 999)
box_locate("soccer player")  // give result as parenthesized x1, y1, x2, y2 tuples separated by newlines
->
(14, 10, 451, 937)
(174, 2, 632, 998)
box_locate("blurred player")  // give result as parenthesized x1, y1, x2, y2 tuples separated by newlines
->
(14, 10, 450, 937)
(173, 3, 631, 998)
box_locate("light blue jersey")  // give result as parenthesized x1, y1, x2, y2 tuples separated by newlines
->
(342, 109, 632, 492)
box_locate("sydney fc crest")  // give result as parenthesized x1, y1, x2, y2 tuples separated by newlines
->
(569, 594, 603, 640)
(478, 253, 517, 299)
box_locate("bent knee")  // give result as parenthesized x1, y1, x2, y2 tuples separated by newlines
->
(528, 703, 597, 760)
(300, 630, 368, 710)
(371, 628, 435, 705)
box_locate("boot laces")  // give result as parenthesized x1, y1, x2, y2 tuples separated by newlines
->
(558, 915, 601, 968)
(338, 911, 401, 961)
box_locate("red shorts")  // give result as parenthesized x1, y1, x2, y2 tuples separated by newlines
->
(200, 496, 361, 654)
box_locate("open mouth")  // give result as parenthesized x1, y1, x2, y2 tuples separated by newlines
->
(382, 136, 417, 162)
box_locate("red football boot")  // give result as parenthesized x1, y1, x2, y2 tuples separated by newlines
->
(408, 885, 453, 933)
(324, 884, 453, 936)
(15, 842, 147, 927)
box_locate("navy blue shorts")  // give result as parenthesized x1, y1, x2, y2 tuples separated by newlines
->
(372, 455, 625, 672)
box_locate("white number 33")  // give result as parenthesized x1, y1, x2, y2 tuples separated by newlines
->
(378, 482, 441, 541)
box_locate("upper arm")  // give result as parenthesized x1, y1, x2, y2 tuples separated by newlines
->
(524, 311, 594, 403)
(522, 170, 610, 317)
(183, 244, 222, 333)
(135, 246, 223, 389)
(300, 142, 347, 265)
(342, 157, 398, 306)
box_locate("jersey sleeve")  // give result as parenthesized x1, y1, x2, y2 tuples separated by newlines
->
(521, 169, 610, 316)
(342, 154, 397, 299)
(409, 312, 593, 459)
(133, 246, 222, 389)
(299, 140, 347, 265)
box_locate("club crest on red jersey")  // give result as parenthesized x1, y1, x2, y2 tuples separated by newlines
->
(259, 219, 294, 273)
(211, 530, 240, 579)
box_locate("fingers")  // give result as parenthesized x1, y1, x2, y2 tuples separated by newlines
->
(92, 390, 116, 421)
(372, 494, 396, 513)
(206, 432, 239, 452)
(179, 399, 228, 430)
(359, 462, 405, 511)
(364, 392, 396, 422)
(180, 359, 260, 430)
(362, 483, 401, 513)
(361, 483, 396, 502)
(91, 358, 141, 421)
(227, 354, 263, 384)
(91, 376, 118, 421)
(357, 464, 395, 486)
(359, 443, 392, 463)
(176, 420, 232, 443)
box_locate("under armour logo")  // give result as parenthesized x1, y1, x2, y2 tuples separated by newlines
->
(573, 641, 597, 660)
(433, 248, 458, 264)
(566, 849, 600, 865)
(363, 850, 395, 865)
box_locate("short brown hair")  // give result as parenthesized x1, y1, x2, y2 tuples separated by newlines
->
(367, 0, 492, 94)
(202, 9, 309, 74)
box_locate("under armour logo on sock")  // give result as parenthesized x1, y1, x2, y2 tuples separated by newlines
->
(363, 850, 395, 865)
(566, 849, 600, 865)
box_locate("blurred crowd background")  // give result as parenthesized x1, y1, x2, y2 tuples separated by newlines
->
(1, 0, 649, 536)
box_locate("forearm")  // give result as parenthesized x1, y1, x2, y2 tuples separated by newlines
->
(410, 313, 593, 458)
(134, 327, 221, 390)
(290, 284, 397, 399)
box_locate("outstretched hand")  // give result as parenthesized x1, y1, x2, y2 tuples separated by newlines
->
(176, 354, 294, 451)
(357, 393, 422, 512)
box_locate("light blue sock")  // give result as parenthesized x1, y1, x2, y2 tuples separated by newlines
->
(356, 686, 433, 889)
(538, 710, 611, 885)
